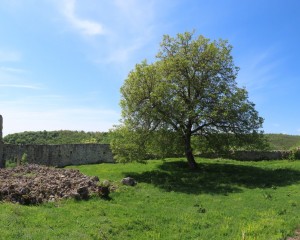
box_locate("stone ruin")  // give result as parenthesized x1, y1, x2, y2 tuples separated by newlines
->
(0, 114, 296, 167)
(0, 115, 117, 204)
(0, 115, 3, 168)
(0, 115, 114, 168)
(0, 164, 110, 204)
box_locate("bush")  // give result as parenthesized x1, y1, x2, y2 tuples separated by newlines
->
(21, 153, 28, 165)
(109, 125, 148, 163)
(288, 148, 300, 160)
(109, 125, 185, 163)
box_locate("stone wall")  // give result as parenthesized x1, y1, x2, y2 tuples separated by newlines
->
(199, 150, 291, 161)
(231, 150, 291, 161)
(0, 114, 114, 168)
(3, 144, 114, 167)
(0, 114, 296, 167)
(0, 115, 4, 168)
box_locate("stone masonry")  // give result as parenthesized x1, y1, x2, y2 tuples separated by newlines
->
(0, 115, 4, 168)
(0, 115, 114, 168)
(3, 144, 114, 167)
(0, 114, 297, 167)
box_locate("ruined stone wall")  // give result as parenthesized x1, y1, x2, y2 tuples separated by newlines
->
(0, 115, 4, 168)
(199, 150, 291, 161)
(0, 114, 114, 168)
(3, 144, 114, 167)
(231, 150, 291, 161)
(0, 113, 295, 168)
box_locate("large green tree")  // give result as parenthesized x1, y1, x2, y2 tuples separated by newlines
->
(120, 31, 263, 169)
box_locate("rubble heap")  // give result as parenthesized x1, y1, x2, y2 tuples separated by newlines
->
(0, 164, 107, 204)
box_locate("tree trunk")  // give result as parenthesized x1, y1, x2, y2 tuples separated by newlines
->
(184, 134, 198, 169)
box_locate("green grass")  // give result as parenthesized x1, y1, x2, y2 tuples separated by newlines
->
(1, 158, 300, 239)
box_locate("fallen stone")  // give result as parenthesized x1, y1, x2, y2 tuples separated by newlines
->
(0, 164, 108, 204)
(121, 177, 137, 186)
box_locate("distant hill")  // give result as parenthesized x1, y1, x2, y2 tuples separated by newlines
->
(265, 134, 300, 150)
(3, 130, 110, 145)
(4, 131, 300, 151)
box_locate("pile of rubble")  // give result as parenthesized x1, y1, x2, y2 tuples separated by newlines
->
(0, 164, 110, 205)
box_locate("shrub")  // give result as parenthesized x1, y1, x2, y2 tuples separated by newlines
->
(21, 153, 28, 165)
(288, 148, 300, 160)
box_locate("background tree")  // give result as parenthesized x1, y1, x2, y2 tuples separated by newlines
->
(192, 132, 270, 157)
(3, 130, 110, 144)
(119, 31, 264, 169)
(110, 125, 185, 162)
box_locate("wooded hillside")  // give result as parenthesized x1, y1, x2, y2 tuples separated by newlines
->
(3, 131, 300, 151)
(3, 130, 110, 145)
(265, 134, 300, 150)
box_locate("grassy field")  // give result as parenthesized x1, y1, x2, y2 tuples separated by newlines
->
(1, 158, 300, 239)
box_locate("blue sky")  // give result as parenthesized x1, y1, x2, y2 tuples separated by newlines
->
(0, 0, 299, 135)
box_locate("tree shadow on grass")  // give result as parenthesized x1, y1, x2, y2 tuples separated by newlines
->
(123, 160, 300, 195)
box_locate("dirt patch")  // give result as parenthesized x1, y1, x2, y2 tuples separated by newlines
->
(0, 164, 109, 204)
(287, 229, 300, 240)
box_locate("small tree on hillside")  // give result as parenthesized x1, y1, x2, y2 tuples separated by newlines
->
(118, 31, 263, 169)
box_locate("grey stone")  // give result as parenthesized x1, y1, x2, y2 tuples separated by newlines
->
(102, 180, 110, 187)
(0, 115, 3, 168)
(121, 177, 137, 186)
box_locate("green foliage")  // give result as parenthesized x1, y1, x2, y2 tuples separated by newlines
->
(119, 31, 263, 167)
(145, 129, 185, 159)
(1, 159, 300, 239)
(21, 153, 28, 165)
(192, 132, 270, 155)
(110, 126, 185, 162)
(5, 159, 17, 168)
(265, 134, 300, 150)
(109, 125, 148, 163)
(288, 148, 300, 160)
(3, 130, 110, 145)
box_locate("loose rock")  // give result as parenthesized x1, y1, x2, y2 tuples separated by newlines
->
(121, 177, 137, 186)
(0, 164, 104, 204)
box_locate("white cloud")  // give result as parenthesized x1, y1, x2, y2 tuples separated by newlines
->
(237, 49, 281, 91)
(0, 84, 41, 90)
(0, 66, 41, 90)
(53, 0, 161, 65)
(61, 0, 104, 36)
(104, 36, 148, 64)
(0, 66, 27, 73)
(113, 0, 155, 28)
(0, 50, 21, 62)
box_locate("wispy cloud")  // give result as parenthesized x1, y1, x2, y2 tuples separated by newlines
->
(60, 0, 104, 36)
(113, 0, 155, 29)
(0, 84, 41, 89)
(0, 66, 27, 73)
(0, 50, 21, 62)
(237, 48, 281, 91)
(0, 65, 41, 90)
(108, 0, 157, 62)
(53, 0, 161, 65)
(104, 35, 151, 64)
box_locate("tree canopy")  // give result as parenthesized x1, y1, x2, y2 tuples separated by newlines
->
(4, 130, 110, 145)
(119, 31, 264, 168)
